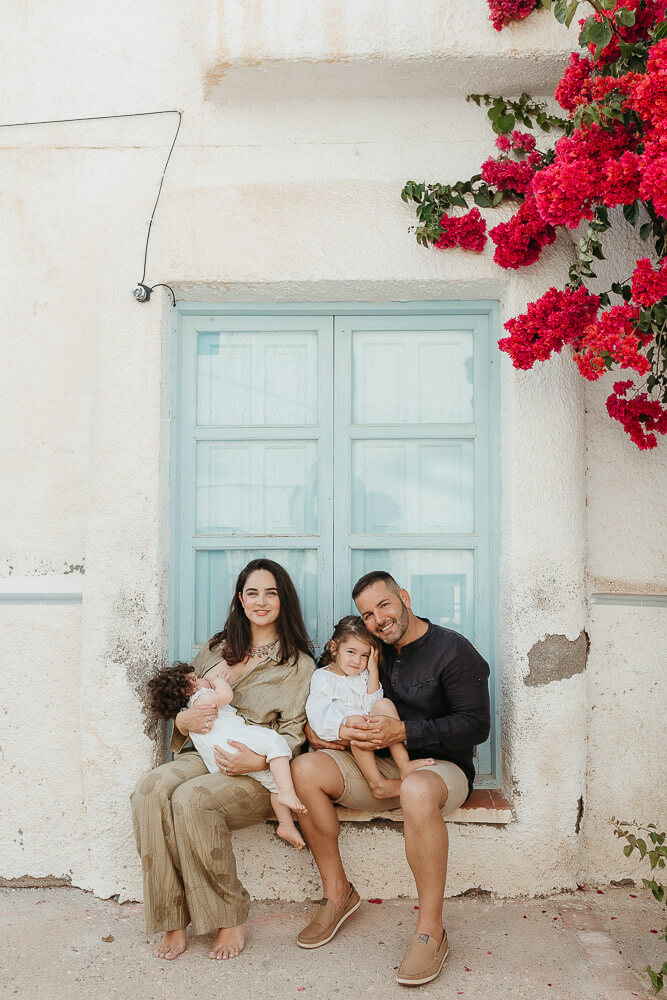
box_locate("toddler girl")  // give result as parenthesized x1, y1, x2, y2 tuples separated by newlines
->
(147, 661, 307, 848)
(305, 616, 434, 799)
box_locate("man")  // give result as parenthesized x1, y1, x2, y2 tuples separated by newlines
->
(292, 571, 490, 986)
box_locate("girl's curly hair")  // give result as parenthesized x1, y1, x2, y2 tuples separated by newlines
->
(147, 661, 197, 719)
(318, 615, 382, 669)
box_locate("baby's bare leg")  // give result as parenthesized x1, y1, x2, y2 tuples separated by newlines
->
(369, 699, 435, 779)
(269, 756, 306, 813)
(270, 792, 305, 850)
(348, 713, 401, 800)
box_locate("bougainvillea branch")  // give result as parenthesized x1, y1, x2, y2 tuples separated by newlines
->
(402, 0, 667, 448)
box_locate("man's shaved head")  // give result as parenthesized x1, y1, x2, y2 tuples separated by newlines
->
(352, 570, 401, 602)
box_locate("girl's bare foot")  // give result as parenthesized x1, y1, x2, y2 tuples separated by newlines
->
(276, 822, 306, 849)
(369, 777, 402, 799)
(209, 924, 245, 960)
(399, 758, 436, 779)
(277, 791, 307, 813)
(154, 928, 187, 960)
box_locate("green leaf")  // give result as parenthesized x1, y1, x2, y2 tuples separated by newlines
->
(495, 114, 516, 134)
(646, 966, 663, 991)
(492, 190, 504, 206)
(541, 0, 552, 8)
(640, 222, 652, 240)
(565, 1, 579, 28)
(623, 201, 640, 226)
(554, 0, 569, 23)
(586, 19, 614, 58)
(654, 19, 667, 40)
(474, 193, 493, 207)
(623, 844, 633, 857)
(615, 7, 636, 26)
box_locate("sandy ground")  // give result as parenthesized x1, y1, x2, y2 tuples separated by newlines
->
(1, 885, 664, 1000)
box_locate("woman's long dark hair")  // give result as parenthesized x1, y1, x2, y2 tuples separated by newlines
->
(318, 614, 382, 669)
(208, 558, 314, 666)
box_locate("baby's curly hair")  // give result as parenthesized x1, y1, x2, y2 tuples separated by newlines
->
(318, 614, 382, 669)
(147, 661, 197, 720)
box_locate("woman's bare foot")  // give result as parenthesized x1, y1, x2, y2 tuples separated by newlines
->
(399, 758, 436, 779)
(369, 777, 402, 799)
(276, 822, 306, 849)
(209, 924, 246, 960)
(154, 928, 187, 960)
(277, 791, 307, 813)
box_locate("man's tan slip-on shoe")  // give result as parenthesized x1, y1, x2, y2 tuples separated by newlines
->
(296, 883, 361, 949)
(396, 929, 449, 986)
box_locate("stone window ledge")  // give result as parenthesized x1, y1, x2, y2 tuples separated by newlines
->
(335, 789, 515, 825)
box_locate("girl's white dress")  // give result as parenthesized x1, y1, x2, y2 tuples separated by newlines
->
(188, 689, 290, 794)
(305, 667, 384, 742)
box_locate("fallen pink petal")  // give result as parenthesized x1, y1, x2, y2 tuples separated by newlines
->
(368, 898, 382, 904)
(597, 889, 604, 894)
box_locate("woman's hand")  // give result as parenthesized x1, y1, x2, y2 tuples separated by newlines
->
(214, 741, 267, 775)
(175, 703, 218, 737)
(304, 721, 347, 751)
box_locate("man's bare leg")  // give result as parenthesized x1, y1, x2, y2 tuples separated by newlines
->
(154, 928, 186, 960)
(291, 752, 350, 905)
(400, 768, 450, 941)
(209, 924, 245, 960)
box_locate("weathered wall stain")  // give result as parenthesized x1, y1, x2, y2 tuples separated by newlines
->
(107, 588, 164, 745)
(524, 631, 590, 687)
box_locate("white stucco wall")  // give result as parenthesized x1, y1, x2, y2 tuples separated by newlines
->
(1, 0, 665, 901)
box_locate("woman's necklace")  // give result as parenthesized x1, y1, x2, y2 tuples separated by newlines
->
(247, 636, 279, 659)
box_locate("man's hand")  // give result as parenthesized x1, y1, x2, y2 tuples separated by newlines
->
(213, 741, 267, 775)
(304, 721, 347, 751)
(350, 715, 406, 750)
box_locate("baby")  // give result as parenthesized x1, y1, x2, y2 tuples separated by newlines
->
(147, 661, 307, 848)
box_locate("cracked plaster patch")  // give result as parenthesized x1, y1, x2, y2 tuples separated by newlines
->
(524, 631, 589, 687)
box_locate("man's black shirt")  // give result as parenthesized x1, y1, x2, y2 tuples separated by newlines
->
(379, 619, 491, 796)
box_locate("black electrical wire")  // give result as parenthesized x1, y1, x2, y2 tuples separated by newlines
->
(151, 283, 176, 306)
(0, 108, 182, 300)
(140, 112, 181, 285)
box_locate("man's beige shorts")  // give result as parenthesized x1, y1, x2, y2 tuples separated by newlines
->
(319, 749, 469, 817)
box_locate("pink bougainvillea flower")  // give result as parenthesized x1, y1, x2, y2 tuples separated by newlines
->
(606, 381, 667, 449)
(487, 0, 540, 31)
(434, 208, 487, 253)
(631, 257, 667, 306)
(498, 285, 599, 369)
(555, 52, 593, 112)
(582, 0, 667, 67)
(574, 304, 649, 381)
(490, 196, 556, 269)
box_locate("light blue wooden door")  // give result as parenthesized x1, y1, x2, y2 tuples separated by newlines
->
(172, 303, 499, 785)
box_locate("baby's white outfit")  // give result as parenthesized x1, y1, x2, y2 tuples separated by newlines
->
(188, 690, 291, 794)
(305, 668, 384, 742)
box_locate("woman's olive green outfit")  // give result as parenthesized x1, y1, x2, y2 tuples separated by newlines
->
(131, 641, 314, 934)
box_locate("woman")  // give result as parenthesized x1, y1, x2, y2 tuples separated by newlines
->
(131, 558, 315, 961)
